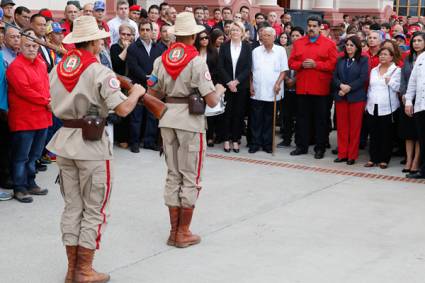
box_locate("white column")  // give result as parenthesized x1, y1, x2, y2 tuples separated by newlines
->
(314, 0, 334, 9)
(256, 0, 278, 6)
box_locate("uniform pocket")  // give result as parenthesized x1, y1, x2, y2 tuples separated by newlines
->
(87, 172, 109, 207)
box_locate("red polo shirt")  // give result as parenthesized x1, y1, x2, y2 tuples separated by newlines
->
(6, 54, 52, 132)
(289, 35, 338, 96)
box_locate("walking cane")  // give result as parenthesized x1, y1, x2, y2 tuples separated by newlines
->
(272, 91, 277, 156)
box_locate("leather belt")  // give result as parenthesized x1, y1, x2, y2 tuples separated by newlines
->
(61, 119, 86, 128)
(165, 97, 189, 104)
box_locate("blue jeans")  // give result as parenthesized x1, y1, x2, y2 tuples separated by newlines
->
(11, 129, 48, 193)
(129, 104, 158, 146)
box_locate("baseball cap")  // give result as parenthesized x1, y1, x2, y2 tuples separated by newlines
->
(93, 1, 105, 11)
(47, 22, 66, 34)
(1, 0, 15, 7)
(40, 9, 53, 22)
(393, 33, 406, 41)
(130, 5, 142, 12)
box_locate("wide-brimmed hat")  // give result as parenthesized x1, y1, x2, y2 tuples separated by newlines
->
(168, 12, 205, 36)
(63, 16, 110, 44)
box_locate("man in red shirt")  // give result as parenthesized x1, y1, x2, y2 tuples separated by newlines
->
(288, 16, 337, 159)
(6, 30, 52, 203)
(366, 30, 382, 70)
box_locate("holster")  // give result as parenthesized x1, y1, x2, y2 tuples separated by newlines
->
(62, 116, 106, 141)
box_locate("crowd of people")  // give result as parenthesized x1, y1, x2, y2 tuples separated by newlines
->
(1, 0, 425, 203)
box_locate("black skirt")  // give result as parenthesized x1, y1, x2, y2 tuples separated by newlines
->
(398, 110, 418, 140)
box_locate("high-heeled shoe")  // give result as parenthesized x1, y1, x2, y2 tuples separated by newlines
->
(223, 141, 231, 153)
(232, 142, 239, 153)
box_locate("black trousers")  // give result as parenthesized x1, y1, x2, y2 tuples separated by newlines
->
(250, 99, 274, 149)
(295, 95, 329, 152)
(415, 110, 425, 175)
(281, 90, 297, 142)
(367, 105, 394, 164)
(0, 112, 11, 187)
(223, 90, 247, 142)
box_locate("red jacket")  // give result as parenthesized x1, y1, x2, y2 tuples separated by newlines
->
(289, 35, 337, 96)
(6, 54, 52, 132)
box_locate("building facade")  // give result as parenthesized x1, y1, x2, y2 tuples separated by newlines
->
(20, 0, 400, 24)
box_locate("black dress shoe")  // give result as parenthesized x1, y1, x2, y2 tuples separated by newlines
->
(130, 144, 140, 153)
(331, 148, 338, 155)
(263, 147, 272, 154)
(277, 141, 291, 148)
(402, 168, 410, 173)
(224, 148, 231, 153)
(314, 151, 325, 159)
(36, 160, 47, 172)
(14, 192, 33, 203)
(406, 172, 425, 179)
(248, 147, 259, 154)
(346, 159, 355, 165)
(290, 148, 307, 156)
(143, 144, 159, 151)
(334, 158, 348, 163)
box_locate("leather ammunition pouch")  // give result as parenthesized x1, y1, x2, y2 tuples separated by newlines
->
(165, 92, 205, 116)
(62, 117, 106, 141)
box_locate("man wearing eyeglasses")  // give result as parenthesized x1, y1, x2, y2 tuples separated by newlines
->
(127, 19, 167, 153)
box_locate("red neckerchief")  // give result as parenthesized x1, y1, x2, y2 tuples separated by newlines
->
(57, 49, 98, 92)
(162, 42, 199, 80)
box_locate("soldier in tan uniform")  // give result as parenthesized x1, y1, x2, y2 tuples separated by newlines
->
(148, 12, 226, 248)
(47, 16, 146, 283)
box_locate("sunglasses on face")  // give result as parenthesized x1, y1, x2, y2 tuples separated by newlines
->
(200, 36, 209, 40)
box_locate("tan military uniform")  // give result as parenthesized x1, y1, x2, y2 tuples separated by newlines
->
(151, 55, 215, 208)
(47, 62, 127, 249)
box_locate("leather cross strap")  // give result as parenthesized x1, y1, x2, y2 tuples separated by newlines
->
(165, 97, 189, 104)
(61, 119, 86, 128)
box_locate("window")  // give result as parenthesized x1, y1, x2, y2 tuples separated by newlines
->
(394, 0, 425, 16)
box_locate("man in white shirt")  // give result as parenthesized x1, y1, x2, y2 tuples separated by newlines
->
(107, 0, 139, 45)
(250, 27, 288, 153)
(405, 51, 425, 179)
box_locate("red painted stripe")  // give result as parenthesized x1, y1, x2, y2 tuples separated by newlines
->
(206, 153, 425, 185)
(195, 134, 203, 186)
(95, 160, 111, 249)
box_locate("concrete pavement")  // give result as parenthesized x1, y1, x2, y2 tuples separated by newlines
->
(1, 138, 424, 283)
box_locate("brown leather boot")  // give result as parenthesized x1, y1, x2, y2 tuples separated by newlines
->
(74, 246, 110, 283)
(175, 207, 201, 248)
(64, 246, 77, 283)
(167, 206, 180, 246)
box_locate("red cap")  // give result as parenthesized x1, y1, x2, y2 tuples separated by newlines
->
(40, 9, 53, 20)
(129, 5, 141, 11)
(390, 15, 397, 19)
(321, 23, 330, 30)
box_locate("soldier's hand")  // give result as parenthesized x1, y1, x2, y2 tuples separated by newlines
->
(131, 84, 146, 98)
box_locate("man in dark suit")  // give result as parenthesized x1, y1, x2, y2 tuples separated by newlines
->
(127, 19, 166, 153)
(213, 7, 232, 31)
(30, 14, 54, 73)
(194, 6, 211, 33)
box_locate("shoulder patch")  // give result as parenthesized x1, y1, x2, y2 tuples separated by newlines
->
(147, 75, 158, 87)
(108, 77, 121, 89)
(204, 71, 212, 81)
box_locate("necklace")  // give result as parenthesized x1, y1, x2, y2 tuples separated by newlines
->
(346, 58, 355, 68)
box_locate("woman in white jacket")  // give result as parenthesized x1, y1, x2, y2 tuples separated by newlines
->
(365, 47, 401, 169)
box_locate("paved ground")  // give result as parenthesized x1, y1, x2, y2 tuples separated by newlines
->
(1, 135, 425, 283)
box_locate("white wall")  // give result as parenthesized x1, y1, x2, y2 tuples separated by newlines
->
(18, 0, 96, 10)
